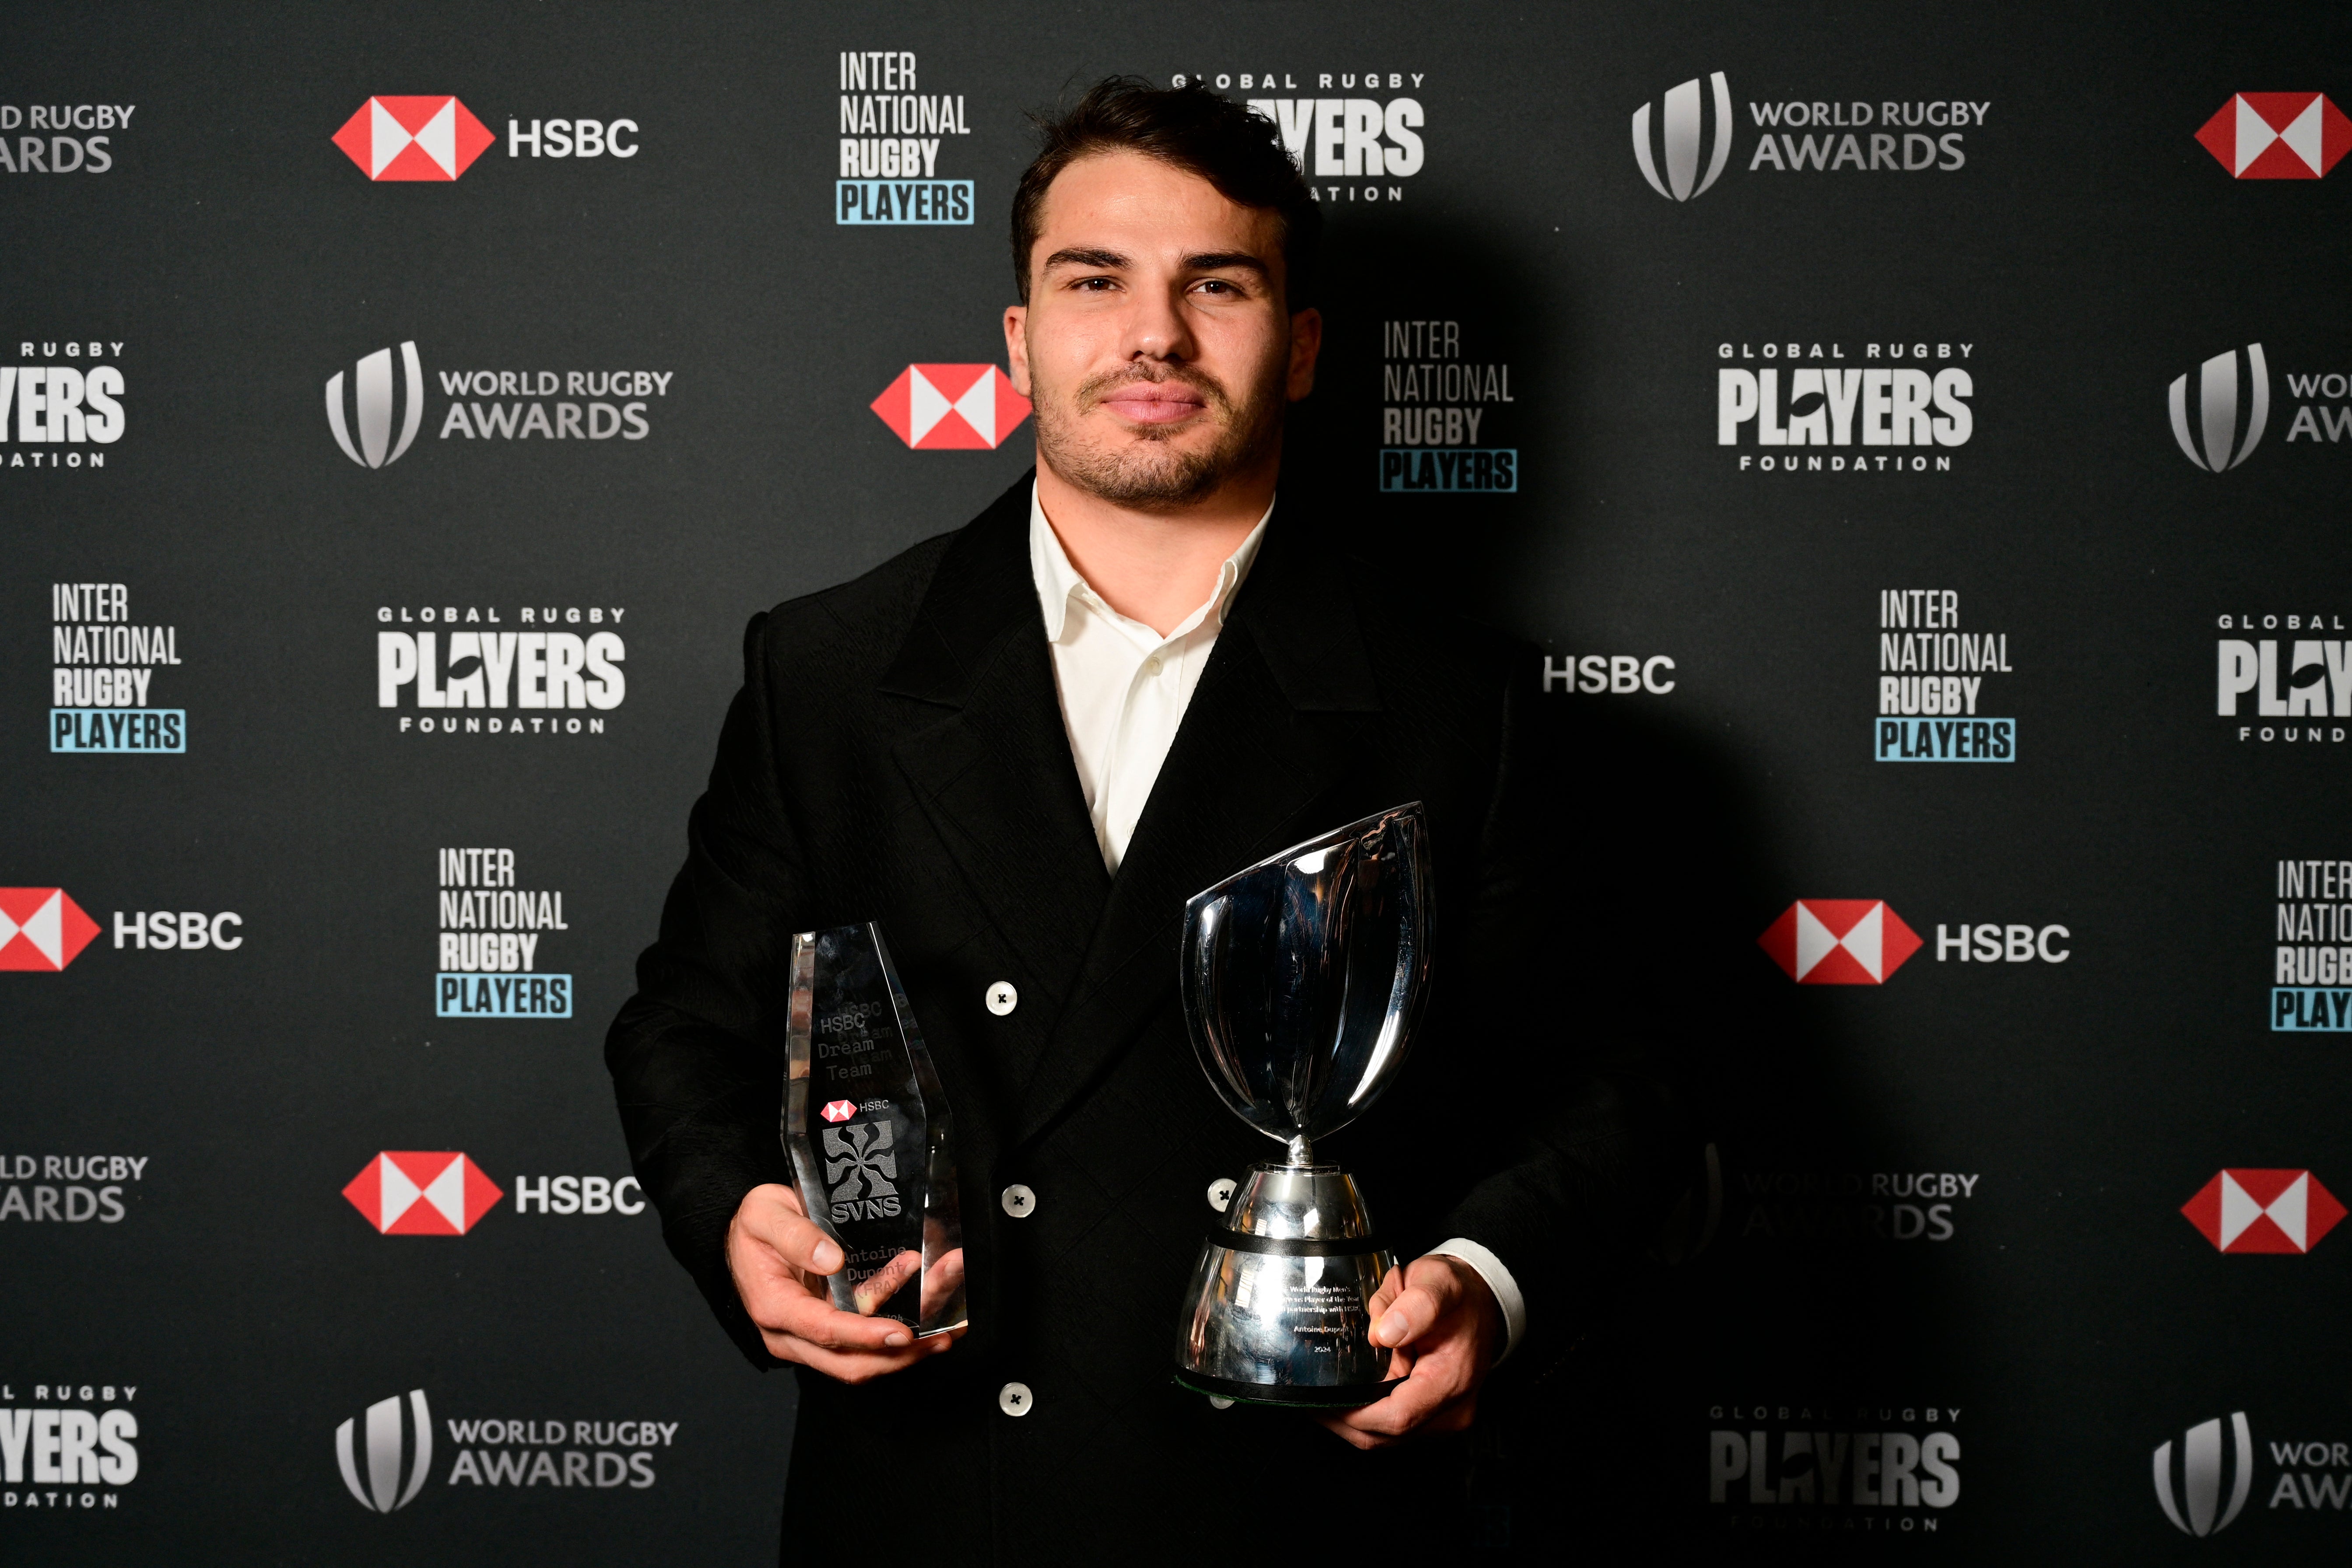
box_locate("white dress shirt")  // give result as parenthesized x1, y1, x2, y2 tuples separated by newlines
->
(1027, 483, 1527, 1358)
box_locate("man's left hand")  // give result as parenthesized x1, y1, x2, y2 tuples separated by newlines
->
(1316, 1254, 1503, 1450)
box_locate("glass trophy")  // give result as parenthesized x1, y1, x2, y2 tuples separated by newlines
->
(1172, 803, 1433, 1405)
(781, 923, 967, 1336)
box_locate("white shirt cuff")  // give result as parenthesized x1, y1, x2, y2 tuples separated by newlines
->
(1423, 1237, 1526, 1363)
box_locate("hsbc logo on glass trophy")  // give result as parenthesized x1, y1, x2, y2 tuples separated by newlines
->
(870, 364, 1030, 450)
(2154, 1412, 2254, 1537)
(338, 1389, 433, 1513)
(326, 342, 425, 469)
(2182, 1169, 2345, 1254)
(1633, 72, 1733, 202)
(2195, 94, 2349, 180)
(2170, 344, 2269, 472)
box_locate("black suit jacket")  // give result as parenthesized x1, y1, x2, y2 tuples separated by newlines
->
(607, 476, 1684, 1563)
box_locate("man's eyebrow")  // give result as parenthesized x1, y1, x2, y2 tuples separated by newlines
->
(1041, 246, 1129, 271)
(1182, 251, 1270, 277)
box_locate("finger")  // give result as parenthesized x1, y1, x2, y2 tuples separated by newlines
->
(851, 1251, 923, 1315)
(758, 1289, 924, 1352)
(769, 1335, 935, 1383)
(741, 1199, 847, 1277)
(768, 1320, 967, 1379)
(1313, 1410, 1397, 1451)
(1368, 1281, 1450, 1351)
(1337, 1362, 1465, 1438)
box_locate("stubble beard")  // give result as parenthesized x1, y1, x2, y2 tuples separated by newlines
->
(1032, 359, 1285, 510)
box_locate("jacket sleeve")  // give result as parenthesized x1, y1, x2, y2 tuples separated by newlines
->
(606, 610, 806, 1370)
(1432, 657, 1694, 1375)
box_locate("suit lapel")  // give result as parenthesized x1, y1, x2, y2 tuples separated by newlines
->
(1008, 515, 1383, 1148)
(882, 478, 1111, 1053)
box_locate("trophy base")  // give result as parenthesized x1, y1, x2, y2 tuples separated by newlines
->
(1171, 1367, 1406, 1409)
(1172, 1163, 1402, 1406)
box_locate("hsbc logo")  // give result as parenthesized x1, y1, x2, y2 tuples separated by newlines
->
(2182, 1168, 2345, 1254)
(326, 342, 425, 469)
(2154, 1412, 2254, 1537)
(870, 364, 1030, 450)
(820, 1100, 856, 1123)
(337, 1389, 432, 1513)
(0, 888, 99, 971)
(1633, 72, 1733, 202)
(333, 97, 493, 182)
(342, 1152, 505, 1235)
(2170, 344, 2270, 472)
(2195, 94, 2349, 180)
(1758, 900, 1922, 984)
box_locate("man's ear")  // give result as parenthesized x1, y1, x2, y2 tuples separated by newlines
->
(1003, 304, 1031, 397)
(1286, 306, 1323, 402)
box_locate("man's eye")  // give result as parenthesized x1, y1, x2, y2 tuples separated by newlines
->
(1073, 277, 1116, 292)
(1196, 280, 1237, 295)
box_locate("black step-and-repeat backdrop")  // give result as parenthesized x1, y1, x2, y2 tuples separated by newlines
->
(5, 2, 2348, 1561)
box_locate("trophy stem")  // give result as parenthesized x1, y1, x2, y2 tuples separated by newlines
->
(1284, 1133, 1314, 1167)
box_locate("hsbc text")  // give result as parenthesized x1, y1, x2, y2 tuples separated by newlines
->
(111, 912, 242, 951)
(513, 1175, 646, 1215)
(1935, 925, 2069, 963)
(1542, 656, 1677, 695)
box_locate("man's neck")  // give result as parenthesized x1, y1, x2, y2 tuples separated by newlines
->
(1034, 459, 1274, 637)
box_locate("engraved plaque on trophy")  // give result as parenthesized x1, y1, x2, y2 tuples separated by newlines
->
(1172, 802, 1433, 1405)
(781, 923, 967, 1336)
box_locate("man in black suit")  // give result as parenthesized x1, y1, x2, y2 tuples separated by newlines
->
(609, 77, 1683, 1561)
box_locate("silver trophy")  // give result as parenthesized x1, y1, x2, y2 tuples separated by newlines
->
(1172, 803, 1433, 1406)
(780, 923, 967, 1336)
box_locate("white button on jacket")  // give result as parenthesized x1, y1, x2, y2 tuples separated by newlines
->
(1000, 1183, 1036, 1218)
(997, 1382, 1033, 1417)
(985, 981, 1018, 1016)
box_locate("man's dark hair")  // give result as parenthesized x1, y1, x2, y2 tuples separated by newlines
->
(1011, 77, 1320, 309)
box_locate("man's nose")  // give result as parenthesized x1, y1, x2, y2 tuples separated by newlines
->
(1124, 283, 1194, 362)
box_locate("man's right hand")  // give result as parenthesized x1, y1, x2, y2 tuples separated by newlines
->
(727, 1183, 962, 1382)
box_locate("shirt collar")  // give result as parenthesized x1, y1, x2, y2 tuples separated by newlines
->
(1029, 480, 1274, 645)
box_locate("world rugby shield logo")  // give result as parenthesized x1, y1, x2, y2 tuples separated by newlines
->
(1633, 72, 1733, 202)
(337, 1389, 433, 1513)
(2168, 344, 2269, 472)
(326, 342, 426, 469)
(2152, 1412, 2253, 1536)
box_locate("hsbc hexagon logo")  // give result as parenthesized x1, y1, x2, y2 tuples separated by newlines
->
(1759, 899, 1923, 984)
(820, 1099, 856, 1123)
(2194, 93, 2350, 180)
(871, 364, 1031, 450)
(0, 887, 102, 971)
(342, 1151, 505, 1235)
(333, 96, 495, 182)
(2181, 1168, 2346, 1254)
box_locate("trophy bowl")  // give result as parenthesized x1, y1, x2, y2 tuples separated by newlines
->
(1171, 802, 1432, 1406)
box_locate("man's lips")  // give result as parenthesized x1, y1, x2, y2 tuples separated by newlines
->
(1096, 386, 1209, 424)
